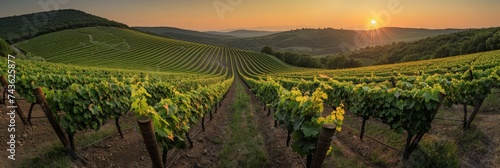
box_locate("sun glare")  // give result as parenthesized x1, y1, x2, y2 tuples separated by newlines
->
(371, 19, 377, 25)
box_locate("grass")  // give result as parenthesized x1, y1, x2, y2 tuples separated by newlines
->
(75, 116, 137, 149)
(218, 82, 269, 168)
(481, 88, 500, 114)
(20, 144, 72, 168)
(324, 112, 406, 167)
(324, 147, 367, 168)
(406, 138, 460, 168)
(456, 126, 488, 154)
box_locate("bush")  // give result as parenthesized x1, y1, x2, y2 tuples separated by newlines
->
(0, 38, 14, 57)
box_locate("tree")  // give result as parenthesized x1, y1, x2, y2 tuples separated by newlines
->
(0, 38, 14, 57)
(260, 46, 274, 55)
(326, 55, 347, 69)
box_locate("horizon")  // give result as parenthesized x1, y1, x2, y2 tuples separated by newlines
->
(1, 0, 500, 31)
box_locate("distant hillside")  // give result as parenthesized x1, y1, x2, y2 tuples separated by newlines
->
(0, 9, 128, 43)
(141, 27, 462, 55)
(134, 27, 233, 44)
(224, 27, 463, 55)
(225, 28, 357, 54)
(206, 29, 280, 38)
(346, 27, 500, 65)
(376, 27, 463, 42)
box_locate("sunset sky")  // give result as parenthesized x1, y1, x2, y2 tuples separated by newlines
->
(1, 0, 499, 31)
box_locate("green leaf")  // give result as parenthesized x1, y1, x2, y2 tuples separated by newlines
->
(301, 122, 320, 137)
(394, 90, 401, 98)
(424, 92, 431, 103)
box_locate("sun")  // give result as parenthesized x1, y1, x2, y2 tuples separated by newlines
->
(371, 19, 377, 25)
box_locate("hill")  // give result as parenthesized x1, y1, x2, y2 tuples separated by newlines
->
(224, 27, 463, 55)
(0, 9, 128, 44)
(206, 29, 280, 38)
(139, 27, 462, 55)
(133, 26, 233, 45)
(15, 26, 289, 73)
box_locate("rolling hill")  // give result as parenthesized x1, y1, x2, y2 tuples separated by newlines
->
(134, 26, 234, 45)
(15, 26, 290, 73)
(0, 9, 128, 44)
(346, 27, 500, 65)
(223, 27, 464, 55)
(139, 26, 463, 55)
(205, 29, 280, 38)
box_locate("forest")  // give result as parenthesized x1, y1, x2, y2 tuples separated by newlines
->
(347, 27, 500, 65)
(0, 9, 128, 44)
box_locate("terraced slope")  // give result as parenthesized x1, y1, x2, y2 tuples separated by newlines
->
(16, 26, 292, 74)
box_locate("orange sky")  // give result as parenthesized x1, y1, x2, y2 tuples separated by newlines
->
(1, 0, 500, 31)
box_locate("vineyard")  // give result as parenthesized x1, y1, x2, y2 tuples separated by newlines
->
(1, 26, 500, 167)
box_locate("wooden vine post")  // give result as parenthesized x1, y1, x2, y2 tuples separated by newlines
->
(33, 87, 88, 165)
(34, 88, 70, 147)
(1, 77, 5, 105)
(311, 124, 336, 168)
(1, 76, 30, 126)
(137, 116, 164, 168)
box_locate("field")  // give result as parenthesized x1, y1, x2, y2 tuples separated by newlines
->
(1, 24, 500, 168)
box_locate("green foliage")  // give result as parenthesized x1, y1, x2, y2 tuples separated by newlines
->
(261, 46, 362, 69)
(240, 49, 500, 159)
(266, 48, 323, 68)
(1, 53, 234, 152)
(130, 77, 234, 150)
(44, 81, 132, 134)
(348, 27, 500, 65)
(0, 37, 14, 57)
(324, 54, 362, 69)
(260, 46, 274, 55)
(246, 75, 344, 157)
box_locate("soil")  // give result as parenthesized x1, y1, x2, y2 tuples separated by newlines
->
(167, 78, 303, 168)
(0, 91, 68, 168)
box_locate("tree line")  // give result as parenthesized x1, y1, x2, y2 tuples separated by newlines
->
(0, 9, 129, 44)
(261, 46, 362, 69)
(0, 38, 14, 57)
(347, 27, 500, 65)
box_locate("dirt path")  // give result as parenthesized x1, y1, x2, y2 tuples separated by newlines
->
(171, 77, 303, 168)
(238, 78, 304, 168)
(168, 77, 238, 168)
(75, 75, 304, 167)
(460, 112, 500, 168)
